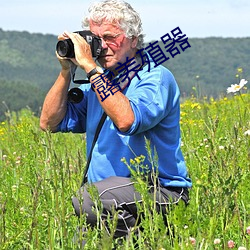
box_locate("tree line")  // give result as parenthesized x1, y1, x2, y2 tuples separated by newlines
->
(0, 28, 249, 121)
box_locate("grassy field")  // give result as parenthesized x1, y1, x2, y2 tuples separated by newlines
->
(0, 90, 249, 249)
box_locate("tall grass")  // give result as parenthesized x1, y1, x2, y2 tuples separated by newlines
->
(0, 93, 249, 249)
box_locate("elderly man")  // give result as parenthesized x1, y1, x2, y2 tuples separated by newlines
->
(40, 0, 192, 242)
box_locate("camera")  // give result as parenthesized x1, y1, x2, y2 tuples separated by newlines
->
(56, 30, 102, 58)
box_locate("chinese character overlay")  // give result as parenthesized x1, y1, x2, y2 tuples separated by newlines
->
(87, 27, 191, 101)
(91, 73, 110, 101)
(145, 41, 169, 67)
(115, 57, 143, 87)
(136, 49, 151, 72)
(161, 26, 191, 58)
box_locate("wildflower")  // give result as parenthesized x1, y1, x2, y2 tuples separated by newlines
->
(42, 213, 48, 221)
(227, 79, 248, 93)
(191, 103, 201, 109)
(135, 156, 141, 164)
(237, 67, 243, 73)
(12, 185, 17, 192)
(246, 226, 250, 235)
(238, 247, 246, 250)
(20, 207, 25, 214)
(196, 180, 202, 185)
(228, 240, 235, 248)
(218, 145, 224, 150)
(244, 130, 250, 136)
(189, 237, 196, 246)
(130, 159, 135, 165)
(214, 238, 221, 244)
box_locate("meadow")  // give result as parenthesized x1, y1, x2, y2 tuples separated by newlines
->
(0, 88, 249, 249)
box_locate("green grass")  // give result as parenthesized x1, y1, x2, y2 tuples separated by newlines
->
(0, 93, 249, 249)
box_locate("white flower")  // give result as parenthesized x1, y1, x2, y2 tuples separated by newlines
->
(227, 79, 248, 93)
(238, 247, 246, 250)
(214, 238, 221, 244)
(189, 237, 196, 245)
(20, 207, 25, 214)
(244, 130, 250, 136)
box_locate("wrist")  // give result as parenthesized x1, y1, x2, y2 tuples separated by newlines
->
(60, 68, 71, 79)
(84, 63, 97, 74)
(87, 66, 104, 80)
(78, 58, 97, 73)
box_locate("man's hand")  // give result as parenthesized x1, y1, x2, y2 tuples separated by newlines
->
(62, 31, 96, 73)
(56, 33, 79, 71)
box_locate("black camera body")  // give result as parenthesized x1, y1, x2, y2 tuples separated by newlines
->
(56, 30, 102, 58)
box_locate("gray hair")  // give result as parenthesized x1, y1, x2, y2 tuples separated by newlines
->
(82, 0, 144, 49)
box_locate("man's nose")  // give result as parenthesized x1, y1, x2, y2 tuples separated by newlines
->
(101, 38, 108, 49)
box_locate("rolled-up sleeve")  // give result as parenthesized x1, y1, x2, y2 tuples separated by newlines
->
(118, 66, 179, 136)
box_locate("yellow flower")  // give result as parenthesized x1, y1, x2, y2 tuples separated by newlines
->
(130, 159, 135, 165)
(237, 67, 243, 73)
(135, 157, 141, 164)
(191, 103, 201, 109)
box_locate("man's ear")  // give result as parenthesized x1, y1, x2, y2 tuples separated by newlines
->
(131, 36, 138, 49)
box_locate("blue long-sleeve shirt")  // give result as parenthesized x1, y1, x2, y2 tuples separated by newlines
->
(57, 61, 192, 188)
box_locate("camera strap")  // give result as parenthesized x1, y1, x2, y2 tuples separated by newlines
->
(79, 54, 149, 186)
(81, 112, 107, 186)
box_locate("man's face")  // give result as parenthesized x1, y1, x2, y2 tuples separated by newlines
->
(89, 20, 138, 72)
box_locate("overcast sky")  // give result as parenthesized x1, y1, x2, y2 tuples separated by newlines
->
(0, 0, 249, 42)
